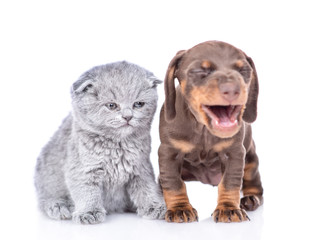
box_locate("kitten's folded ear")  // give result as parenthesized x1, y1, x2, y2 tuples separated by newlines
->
(72, 77, 95, 94)
(149, 76, 163, 88)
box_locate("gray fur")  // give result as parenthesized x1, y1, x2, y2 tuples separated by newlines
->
(35, 61, 165, 224)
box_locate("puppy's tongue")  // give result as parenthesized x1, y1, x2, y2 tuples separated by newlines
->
(213, 106, 236, 127)
(202, 105, 241, 128)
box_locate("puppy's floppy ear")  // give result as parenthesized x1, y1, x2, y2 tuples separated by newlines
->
(243, 55, 259, 123)
(164, 50, 186, 121)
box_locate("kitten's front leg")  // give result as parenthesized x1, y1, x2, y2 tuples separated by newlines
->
(66, 169, 106, 224)
(127, 173, 166, 220)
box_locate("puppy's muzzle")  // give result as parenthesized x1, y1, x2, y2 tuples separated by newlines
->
(218, 79, 241, 103)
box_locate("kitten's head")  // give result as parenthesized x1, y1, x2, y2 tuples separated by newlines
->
(71, 61, 162, 138)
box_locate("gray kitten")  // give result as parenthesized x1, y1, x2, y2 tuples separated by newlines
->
(35, 61, 166, 224)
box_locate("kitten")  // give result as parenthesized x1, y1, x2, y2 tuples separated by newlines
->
(35, 61, 166, 224)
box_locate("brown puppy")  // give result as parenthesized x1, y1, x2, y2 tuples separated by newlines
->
(158, 41, 263, 223)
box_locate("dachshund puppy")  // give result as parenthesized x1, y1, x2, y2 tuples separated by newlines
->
(158, 41, 263, 223)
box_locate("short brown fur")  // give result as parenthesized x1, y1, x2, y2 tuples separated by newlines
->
(213, 139, 234, 152)
(235, 59, 244, 68)
(170, 139, 195, 153)
(158, 41, 263, 223)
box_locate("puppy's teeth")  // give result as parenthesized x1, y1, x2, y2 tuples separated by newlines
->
(215, 120, 219, 125)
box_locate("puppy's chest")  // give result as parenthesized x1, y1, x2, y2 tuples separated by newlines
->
(81, 137, 143, 185)
(180, 134, 231, 167)
(180, 138, 230, 186)
(183, 146, 223, 166)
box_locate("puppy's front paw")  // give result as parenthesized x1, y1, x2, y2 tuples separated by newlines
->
(73, 209, 106, 224)
(212, 207, 249, 223)
(240, 195, 263, 211)
(165, 206, 198, 223)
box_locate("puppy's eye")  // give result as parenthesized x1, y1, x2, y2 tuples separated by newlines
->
(106, 102, 118, 110)
(188, 68, 213, 79)
(133, 102, 145, 108)
(237, 66, 252, 81)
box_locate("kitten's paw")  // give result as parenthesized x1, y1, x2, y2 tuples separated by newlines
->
(44, 201, 73, 220)
(72, 209, 106, 224)
(138, 203, 167, 220)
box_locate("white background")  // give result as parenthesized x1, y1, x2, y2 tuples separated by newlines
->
(1, 0, 321, 239)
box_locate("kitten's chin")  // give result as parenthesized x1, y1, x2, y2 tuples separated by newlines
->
(89, 122, 146, 140)
(115, 124, 150, 140)
(110, 124, 136, 138)
(119, 125, 134, 135)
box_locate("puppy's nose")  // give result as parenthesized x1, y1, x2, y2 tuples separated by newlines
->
(219, 81, 240, 102)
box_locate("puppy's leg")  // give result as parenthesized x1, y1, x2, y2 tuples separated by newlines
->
(213, 148, 248, 223)
(162, 183, 198, 223)
(241, 140, 263, 211)
(158, 144, 198, 223)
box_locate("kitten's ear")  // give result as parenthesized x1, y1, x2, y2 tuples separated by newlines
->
(72, 77, 95, 94)
(149, 76, 163, 88)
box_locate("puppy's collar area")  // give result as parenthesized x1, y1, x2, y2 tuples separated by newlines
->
(202, 105, 242, 129)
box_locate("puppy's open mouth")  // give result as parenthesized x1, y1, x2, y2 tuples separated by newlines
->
(202, 105, 243, 130)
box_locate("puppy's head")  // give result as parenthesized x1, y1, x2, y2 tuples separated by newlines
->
(164, 41, 259, 138)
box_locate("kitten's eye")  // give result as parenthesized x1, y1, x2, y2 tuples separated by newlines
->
(106, 102, 118, 110)
(133, 102, 145, 108)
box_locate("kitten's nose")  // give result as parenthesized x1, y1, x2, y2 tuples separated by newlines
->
(122, 108, 133, 122)
(123, 116, 132, 122)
